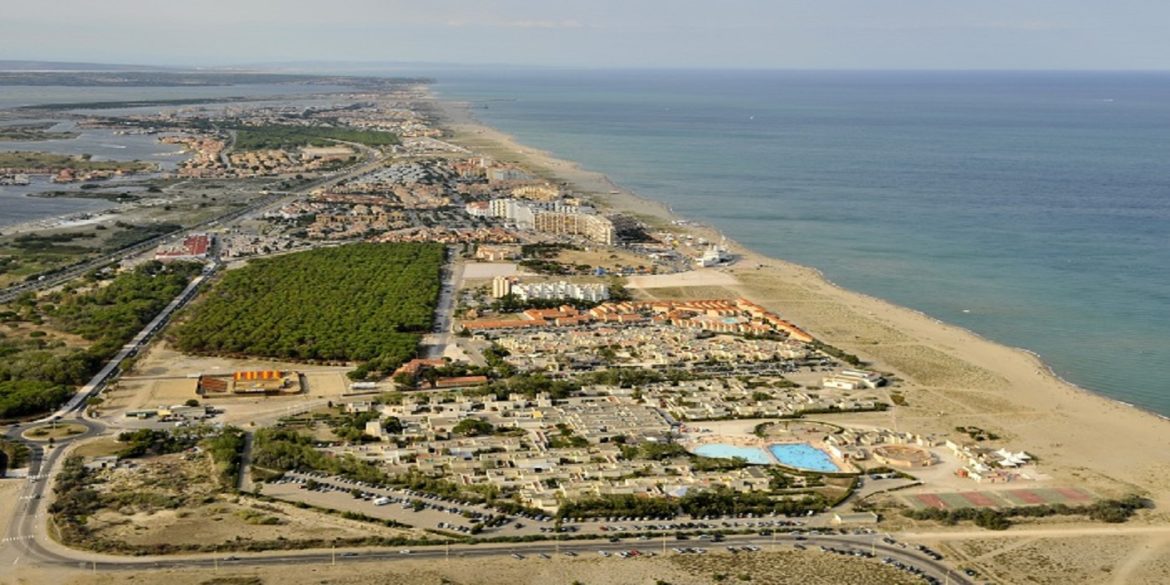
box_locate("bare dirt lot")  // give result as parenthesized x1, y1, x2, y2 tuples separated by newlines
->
(100, 341, 352, 422)
(556, 247, 648, 273)
(461, 262, 522, 279)
(626, 269, 739, 290)
(78, 453, 422, 552)
(941, 533, 1170, 585)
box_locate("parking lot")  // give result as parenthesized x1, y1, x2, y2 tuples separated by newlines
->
(263, 472, 839, 541)
(266, 471, 554, 537)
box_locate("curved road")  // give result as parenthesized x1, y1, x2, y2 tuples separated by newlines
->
(5, 510, 968, 585)
(0, 143, 387, 305)
(2, 413, 968, 584)
(1, 150, 970, 582)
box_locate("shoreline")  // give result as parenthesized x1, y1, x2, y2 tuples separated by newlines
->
(432, 94, 1146, 419)
(432, 93, 1170, 508)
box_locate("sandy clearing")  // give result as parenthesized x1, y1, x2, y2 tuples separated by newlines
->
(462, 262, 522, 279)
(626, 269, 739, 289)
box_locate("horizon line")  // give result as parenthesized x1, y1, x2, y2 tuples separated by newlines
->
(2, 59, 1169, 75)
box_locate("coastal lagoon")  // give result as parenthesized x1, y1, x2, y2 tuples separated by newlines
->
(0, 122, 189, 170)
(436, 70, 1170, 417)
(0, 176, 115, 228)
(0, 84, 358, 227)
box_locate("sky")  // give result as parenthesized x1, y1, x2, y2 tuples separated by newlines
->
(2, 0, 1168, 70)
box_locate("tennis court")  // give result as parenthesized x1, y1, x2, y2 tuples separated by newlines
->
(902, 487, 1096, 510)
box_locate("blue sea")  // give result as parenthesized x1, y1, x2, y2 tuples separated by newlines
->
(434, 70, 1170, 417)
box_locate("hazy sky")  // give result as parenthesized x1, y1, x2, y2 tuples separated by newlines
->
(2, 0, 1167, 70)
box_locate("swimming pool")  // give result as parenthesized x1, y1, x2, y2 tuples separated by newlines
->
(768, 443, 841, 473)
(691, 443, 772, 465)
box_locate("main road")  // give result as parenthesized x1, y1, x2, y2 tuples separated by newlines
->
(0, 144, 388, 305)
(1, 151, 972, 582)
(3, 503, 969, 585)
(1, 147, 399, 555)
(421, 248, 464, 360)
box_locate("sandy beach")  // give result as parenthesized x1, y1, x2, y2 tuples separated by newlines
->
(436, 97, 1170, 510)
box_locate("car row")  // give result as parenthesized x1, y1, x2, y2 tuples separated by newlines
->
(881, 556, 943, 585)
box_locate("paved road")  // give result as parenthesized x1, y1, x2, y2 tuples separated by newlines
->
(0, 146, 387, 305)
(7, 532, 971, 585)
(0, 194, 268, 305)
(0, 152, 974, 582)
(1, 416, 104, 567)
(421, 248, 463, 359)
(38, 266, 213, 424)
(2, 412, 969, 584)
(236, 432, 255, 492)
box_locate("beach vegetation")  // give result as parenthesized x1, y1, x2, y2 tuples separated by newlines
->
(955, 425, 1000, 441)
(0, 261, 202, 419)
(558, 487, 827, 520)
(903, 495, 1148, 529)
(809, 340, 865, 367)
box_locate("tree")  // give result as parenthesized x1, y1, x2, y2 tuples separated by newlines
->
(452, 418, 494, 437)
(382, 417, 403, 435)
(173, 244, 442, 376)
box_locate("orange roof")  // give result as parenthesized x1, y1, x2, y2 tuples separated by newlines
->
(463, 319, 545, 330)
(434, 375, 489, 388)
(394, 358, 446, 376)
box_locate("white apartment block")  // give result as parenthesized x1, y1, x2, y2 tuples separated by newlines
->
(533, 211, 615, 245)
(512, 281, 610, 303)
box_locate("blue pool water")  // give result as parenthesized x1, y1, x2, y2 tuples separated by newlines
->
(691, 443, 772, 465)
(768, 443, 841, 473)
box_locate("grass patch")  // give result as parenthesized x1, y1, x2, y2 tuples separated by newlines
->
(0, 151, 154, 172)
(21, 423, 86, 441)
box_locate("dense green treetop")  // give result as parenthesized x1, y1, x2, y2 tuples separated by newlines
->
(173, 243, 442, 374)
(232, 125, 399, 151)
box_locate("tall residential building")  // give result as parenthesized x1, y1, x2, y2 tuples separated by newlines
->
(487, 168, 532, 182)
(533, 212, 615, 245)
(512, 281, 610, 303)
(489, 198, 538, 229)
(491, 276, 513, 299)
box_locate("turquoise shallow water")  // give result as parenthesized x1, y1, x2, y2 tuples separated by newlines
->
(768, 443, 841, 473)
(692, 444, 772, 465)
(435, 70, 1170, 417)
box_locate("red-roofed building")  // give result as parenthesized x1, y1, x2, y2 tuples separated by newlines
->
(155, 233, 212, 262)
